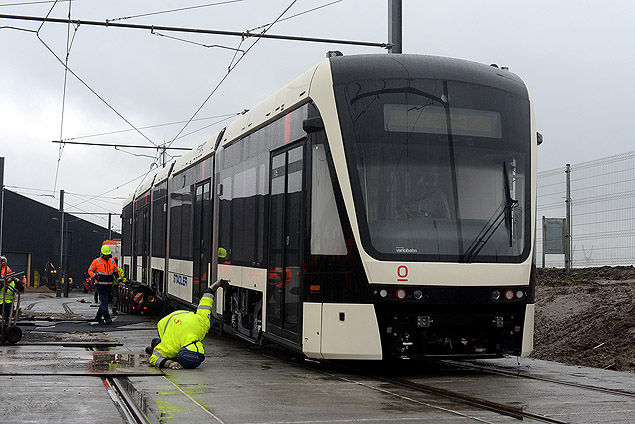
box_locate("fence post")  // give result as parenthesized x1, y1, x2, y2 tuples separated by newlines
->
(565, 164, 571, 273)
(542, 216, 546, 268)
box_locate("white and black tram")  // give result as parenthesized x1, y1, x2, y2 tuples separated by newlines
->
(122, 54, 539, 360)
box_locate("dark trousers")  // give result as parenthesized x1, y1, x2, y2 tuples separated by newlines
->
(112, 285, 118, 312)
(95, 284, 112, 322)
(0, 302, 12, 323)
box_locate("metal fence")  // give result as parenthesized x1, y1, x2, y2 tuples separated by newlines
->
(536, 151, 635, 267)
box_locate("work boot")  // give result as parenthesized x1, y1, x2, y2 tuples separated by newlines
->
(145, 346, 153, 355)
(104, 319, 112, 325)
(112, 310, 118, 315)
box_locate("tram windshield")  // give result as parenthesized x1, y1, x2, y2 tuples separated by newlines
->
(334, 79, 531, 263)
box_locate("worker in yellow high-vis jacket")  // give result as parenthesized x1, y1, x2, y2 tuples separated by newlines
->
(146, 279, 229, 369)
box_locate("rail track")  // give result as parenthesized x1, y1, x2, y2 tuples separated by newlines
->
(441, 359, 635, 399)
(254, 346, 569, 424)
(103, 377, 152, 424)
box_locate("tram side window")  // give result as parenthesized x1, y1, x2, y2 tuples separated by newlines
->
(218, 176, 232, 263)
(169, 193, 182, 258)
(152, 196, 166, 257)
(232, 165, 257, 264)
(169, 183, 193, 260)
(311, 144, 347, 255)
(218, 141, 270, 266)
(134, 208, 143, 257)
(122, 204, 132, 256)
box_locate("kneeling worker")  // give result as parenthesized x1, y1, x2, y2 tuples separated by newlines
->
(147, 279, 229, 370)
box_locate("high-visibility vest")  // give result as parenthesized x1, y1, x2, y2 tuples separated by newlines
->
(113, 267, 126, 285)
(149, 292, 214, 367)
(0, 265, 12, 277)
(0, 280, 16, 304)
(0, 265, 15, 304)
(88, 256, 120, 285)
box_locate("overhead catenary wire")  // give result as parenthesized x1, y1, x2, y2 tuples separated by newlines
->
(151, 29, 245, 53)
(58, 111, 242, 142)
(6, 185, 127, 201)
(0, 0, 71, 6)
(106, 0, 243, 23)
(53, 0, 75, 193)
(0, 13, 390, 48)
(248, 0, 343, 32)
(166, 0, 300, 149)
(51, 140, 191, 150)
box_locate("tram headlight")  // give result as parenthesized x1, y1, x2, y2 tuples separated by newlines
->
(491, 290, 501, 301)
(396, 288, 407, 300)
(516, 290, 524, 300)
(379, 289, 388, 298)
(413, 290, 423, 300)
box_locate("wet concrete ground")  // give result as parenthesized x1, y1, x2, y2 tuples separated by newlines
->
(3, 288, 635, 423)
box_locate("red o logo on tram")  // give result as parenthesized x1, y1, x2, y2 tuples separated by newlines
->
(397, 265, 408, 282)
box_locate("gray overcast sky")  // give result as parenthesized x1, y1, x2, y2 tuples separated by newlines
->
(1, 0, 634, 232)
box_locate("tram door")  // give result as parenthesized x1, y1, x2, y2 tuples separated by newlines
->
(267, 145, 304, 343)
(192, 181, 212, 304)
(141, 204, 150, 284)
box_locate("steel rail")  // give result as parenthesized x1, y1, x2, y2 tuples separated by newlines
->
(253, 346, 567, 424)
(375, 374, 568, 424)
(442, 359, 635, 400)
(61, 301, 73, 314)
(110, 377, 153, 424)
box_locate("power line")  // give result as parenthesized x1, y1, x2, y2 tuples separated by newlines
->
(51, 140, 191, 150)
(0, 13, 391, 48)
(151, 29, 245, 52)
(53, 0, 76, 193)
(6, 185, 127, 200)
(166, 0, 300, 148)
(106, 0, 243, 23)
(248, 0, 343, 32)
(0, 0, 71, 6)
(59, 112, 241, 142)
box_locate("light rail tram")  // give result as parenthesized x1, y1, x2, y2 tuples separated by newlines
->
(122, 54, 540, 360)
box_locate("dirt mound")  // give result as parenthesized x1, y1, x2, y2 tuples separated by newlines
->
(532, 266, 635, 372)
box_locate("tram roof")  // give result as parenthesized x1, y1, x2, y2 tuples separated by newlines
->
(134, 173, 156, 198)
(328, 54, 528, 99)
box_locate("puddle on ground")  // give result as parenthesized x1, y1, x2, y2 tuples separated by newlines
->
(78, 352, 149, 373)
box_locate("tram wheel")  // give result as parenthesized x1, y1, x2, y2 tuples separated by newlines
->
(5, 325, 22, 344)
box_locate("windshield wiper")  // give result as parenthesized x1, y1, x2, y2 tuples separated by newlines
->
(459, 162, 518, 263)
(350, 87, 445, 105)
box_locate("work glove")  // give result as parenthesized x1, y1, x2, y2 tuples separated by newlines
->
(209, 279, 230, 293)
(164, 360, 183, 370)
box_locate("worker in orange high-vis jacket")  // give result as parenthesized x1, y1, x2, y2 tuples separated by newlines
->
(87, 245, 122, 324)
(146, 279, 229, 369)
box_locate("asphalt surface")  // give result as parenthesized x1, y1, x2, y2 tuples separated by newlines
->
(3, 288, 635, 424)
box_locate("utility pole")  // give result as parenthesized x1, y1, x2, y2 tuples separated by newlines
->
(108, 213, 112, 240)
(0, 157, 4, 256)
(565, 164, 572, 274)
(388, 0, 402, 54)
(57, 190, 64, 297)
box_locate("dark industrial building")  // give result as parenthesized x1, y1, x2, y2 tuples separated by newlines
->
(1, 189, 121, 289)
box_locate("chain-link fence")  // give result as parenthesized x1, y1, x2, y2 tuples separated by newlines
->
(536, 151, 635, 267)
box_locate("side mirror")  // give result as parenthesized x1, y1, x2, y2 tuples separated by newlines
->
(303, 117, 325, 133)
(537, 132, 543, 146)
